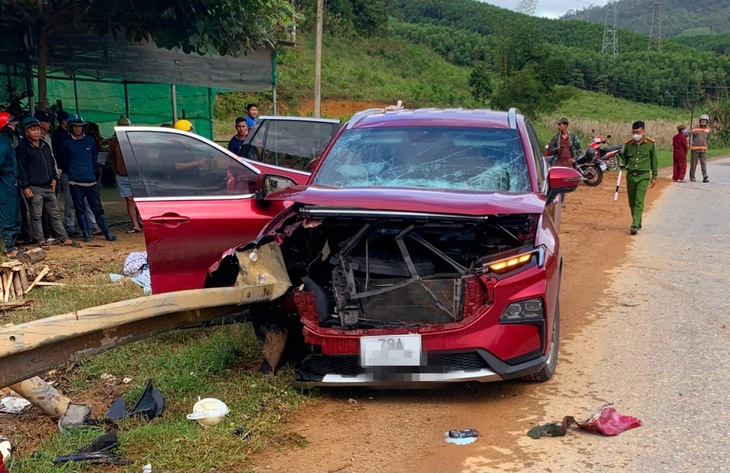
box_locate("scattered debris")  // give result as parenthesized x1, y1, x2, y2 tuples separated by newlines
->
(528, 404, 642, 439)
(0, 395, 31, 414)
(444, 429, 479, 445)
(104, 379, 164, 421)
(187, 397, 229, 426)
(142, 463, 152, 473)
(53, 430, 130, 465)
(347, 398, 358, 404)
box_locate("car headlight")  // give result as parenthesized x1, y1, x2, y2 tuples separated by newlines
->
(481, 246, 545, 276)
(500, 298, 544, 323)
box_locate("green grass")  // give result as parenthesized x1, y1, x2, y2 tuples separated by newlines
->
(12, 323, 308, 473)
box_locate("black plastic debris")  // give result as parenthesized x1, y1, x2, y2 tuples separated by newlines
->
(52, 430, 130, 465)
(104, 378, 164, 421)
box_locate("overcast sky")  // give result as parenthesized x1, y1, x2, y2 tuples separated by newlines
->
(481, 0, 611, 19)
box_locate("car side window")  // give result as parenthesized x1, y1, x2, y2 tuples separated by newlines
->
(126, 131, 258, 197)
(525, 123, 546, 191)
(251, 120, 336, 171)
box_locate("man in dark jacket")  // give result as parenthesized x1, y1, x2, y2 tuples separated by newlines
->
(52, 111, 99, 237)
(0, 112, 21, 257)
(15, 117, 76, 249)
(60, 115, 116, 242)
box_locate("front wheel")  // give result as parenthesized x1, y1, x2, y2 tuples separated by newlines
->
(582, 165, 603, 187)
(521, 301, 560, 382)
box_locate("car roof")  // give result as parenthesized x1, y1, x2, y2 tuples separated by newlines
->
(257, 115, 341, 124)
(346, 108, 522, 130)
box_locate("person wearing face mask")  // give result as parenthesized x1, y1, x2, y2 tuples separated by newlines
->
(620, 120, 657, 236)
(672, 125, 689, 182)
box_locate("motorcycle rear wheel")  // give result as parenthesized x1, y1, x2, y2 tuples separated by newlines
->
(583, 165, 603, 187)
(606, 155, 619, 172)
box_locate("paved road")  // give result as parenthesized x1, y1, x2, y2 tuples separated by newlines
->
(477, 157, 730, 472)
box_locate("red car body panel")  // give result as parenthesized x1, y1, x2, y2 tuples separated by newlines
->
(268, 186, 547, 216)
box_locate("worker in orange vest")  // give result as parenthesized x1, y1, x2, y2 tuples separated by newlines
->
(689, 114, 711, 183)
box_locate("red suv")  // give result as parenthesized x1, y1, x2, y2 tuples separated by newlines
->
(205, 107, 582, 386)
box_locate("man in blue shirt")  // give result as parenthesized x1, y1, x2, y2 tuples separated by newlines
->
(244, 103, 258, 130)
(61, 115, 116, 242)
(227, 117, 248, 156)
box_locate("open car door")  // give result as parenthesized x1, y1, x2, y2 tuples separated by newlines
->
(115, 127, 309, 294)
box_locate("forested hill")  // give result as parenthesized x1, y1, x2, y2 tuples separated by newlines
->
(389, 0, 730, 110)
(561, 0, 730, 38)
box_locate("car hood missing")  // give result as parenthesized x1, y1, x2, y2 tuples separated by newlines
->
(267, 186, 546, 216)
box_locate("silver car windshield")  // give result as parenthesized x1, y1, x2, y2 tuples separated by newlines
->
(312, 126, 530, 192)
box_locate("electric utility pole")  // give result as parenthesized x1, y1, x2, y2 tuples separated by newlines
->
(648, 0, 664, 52)
(602, 1, 618, 57)
(313, 0, 323, 117)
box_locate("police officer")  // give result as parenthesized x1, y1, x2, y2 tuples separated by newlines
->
(620, 121, 657, 235)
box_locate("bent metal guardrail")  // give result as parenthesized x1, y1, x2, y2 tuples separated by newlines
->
(0, 243, 291, 389)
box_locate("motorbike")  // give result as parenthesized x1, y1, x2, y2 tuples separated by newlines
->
(544, 132, 623, 187)
(587, 131, 623, 172)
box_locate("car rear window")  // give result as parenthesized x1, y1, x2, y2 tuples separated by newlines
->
(312, 126, 530, 192)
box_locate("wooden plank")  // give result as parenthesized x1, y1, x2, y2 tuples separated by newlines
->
(12, 274, 23, 301)
(24, 266, 50, 294)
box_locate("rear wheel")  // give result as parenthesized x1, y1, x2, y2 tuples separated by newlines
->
(606, 155, 619, 172)
(521, 301, 560, 382)
(582, 165, 603, 187)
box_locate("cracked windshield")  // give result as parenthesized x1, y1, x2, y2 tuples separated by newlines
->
(313, 126, 530, 192)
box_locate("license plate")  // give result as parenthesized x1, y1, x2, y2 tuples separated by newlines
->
(599, 161, 607, 171)
(360, 334, 422, 367)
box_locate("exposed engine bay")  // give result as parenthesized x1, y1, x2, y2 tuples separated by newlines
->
(255, 208, 539, 329)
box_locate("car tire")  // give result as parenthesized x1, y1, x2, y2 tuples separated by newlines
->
(521, 300, 560, 382)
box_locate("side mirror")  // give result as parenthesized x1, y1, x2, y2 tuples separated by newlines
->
(255, 174, 297, 201)
(546, 166, 583, 203)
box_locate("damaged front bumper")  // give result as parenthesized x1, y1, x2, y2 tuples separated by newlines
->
(295, 348, 551, 387)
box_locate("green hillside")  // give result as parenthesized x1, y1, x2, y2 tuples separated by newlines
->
(562, 0, 730, 38)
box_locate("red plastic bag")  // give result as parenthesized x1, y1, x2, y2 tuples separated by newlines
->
(578, 404, 642, 436)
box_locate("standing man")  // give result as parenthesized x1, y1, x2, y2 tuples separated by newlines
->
(689, 114, 711, 183)
(0, 112, 21, 258)
(244, 103, 258, 131)
(61, 115, 116, 242)
(109, 116, 142, 233)
(52, 111, 99, 237)
(15, 117, 77, 249)
(620, 121, 658, 236)
(227, 117, 248, 156)
(672, 125, 688, 182)
(547, 117, 582, 206)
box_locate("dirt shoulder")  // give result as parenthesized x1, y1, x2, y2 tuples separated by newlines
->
(252, 177, 672, 473)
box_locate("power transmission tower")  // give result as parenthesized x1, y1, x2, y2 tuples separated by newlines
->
(648, 0, 664, 52)
(602, 1, 618, 57)
(516, 0, 537, 16)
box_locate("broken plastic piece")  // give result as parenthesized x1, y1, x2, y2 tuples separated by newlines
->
(103, 379, 164, 421)
(448, 429, 479, 439)
(527, 416, 576, 439)
(578, 404, 642, 436)
(52, 430, 130, 465)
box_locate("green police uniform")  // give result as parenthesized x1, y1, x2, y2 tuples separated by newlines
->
(621, 136, 658, 229)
